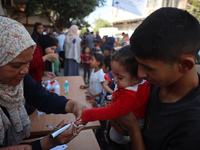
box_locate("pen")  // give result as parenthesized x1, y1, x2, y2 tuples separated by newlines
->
(49, 123, 71, 138)
(46, 125, 59, 130)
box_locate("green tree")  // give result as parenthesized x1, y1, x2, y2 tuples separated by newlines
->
(187, 0, 200, 21)
(25, 0, 106, 29)
(93, 18, 111, 32)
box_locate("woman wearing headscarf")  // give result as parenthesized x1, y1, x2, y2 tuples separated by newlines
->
(31, 22, 43, 44)
(0, 16, 86, 149)
(29, 24, 57, 83)
(100, 35, 110, 53)
(107, 37, 116, 51)
(38, 34, 58, 73)
(64, 25, 81, 76)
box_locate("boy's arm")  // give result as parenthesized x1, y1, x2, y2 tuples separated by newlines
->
(112, 112, 146, 150)
(103, 80, 114, 94)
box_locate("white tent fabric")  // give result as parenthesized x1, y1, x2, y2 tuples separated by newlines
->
(112, 0, 146, 16)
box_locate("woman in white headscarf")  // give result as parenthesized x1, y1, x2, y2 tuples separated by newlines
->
(0, 16, 86, 149)
(64, 25, 82, 76)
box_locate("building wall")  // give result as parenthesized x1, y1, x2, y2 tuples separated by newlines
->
(13, 12, 53, 34)
(106, 0, 187, 39)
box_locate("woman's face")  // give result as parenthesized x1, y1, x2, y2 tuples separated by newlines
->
(37, 25, 43, 35)
(0, 46, 34, 86)
(45, 46, 57, 54)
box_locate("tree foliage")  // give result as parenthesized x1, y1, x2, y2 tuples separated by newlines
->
(93, 18, 111, 32)
(187, 0, 200, 21)
(25, 0, 106, 29)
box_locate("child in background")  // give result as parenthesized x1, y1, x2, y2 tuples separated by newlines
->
(122, 42, 127, 47)
(115, 37, 121, 47)
(80, 46, 150, 144)
(103, 49, 110, 57)
(38, 35, 58, 73)
(81, 47, 92, 84)
(80, 52, 105, 107)
(102, 55, 115, 143)
(102, 56, 115, 103)
(94, 40, 102, 54)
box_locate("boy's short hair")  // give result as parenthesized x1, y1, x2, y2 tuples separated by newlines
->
(103, 55, 111, 70)
(111, 45, 138, 77)
(130, 7, 200, 63)
(91, 52, 104, 68)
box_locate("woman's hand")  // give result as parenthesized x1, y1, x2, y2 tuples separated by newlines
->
(40, 120, 83, 150)
(64, 100, 88, 126)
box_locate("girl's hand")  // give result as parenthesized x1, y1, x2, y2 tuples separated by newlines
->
(44, 71, 56, 79)
(80, 85, 88, 89)
(47, 53, 58, 62)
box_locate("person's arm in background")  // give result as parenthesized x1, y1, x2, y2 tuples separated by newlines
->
(42, 53, 58, 63)
(111, 112, 146, 150)
(24, 73, 87, 120)
(103, 79, 114, 94)
(83, 81, 104, 100)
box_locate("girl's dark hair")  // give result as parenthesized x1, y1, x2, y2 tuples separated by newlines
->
(91, 52, 104, 68)
(111, 45, 138, 77)
(103, 55, 111, 70)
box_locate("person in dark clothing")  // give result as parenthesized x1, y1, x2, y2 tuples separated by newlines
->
(100, 36, 110, 53)
(111, 7, 200, 150)
(0, 16, 86, 149)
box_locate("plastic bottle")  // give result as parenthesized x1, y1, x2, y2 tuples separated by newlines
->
(65, 80, 69, 93)
(54, 83, 60, 95)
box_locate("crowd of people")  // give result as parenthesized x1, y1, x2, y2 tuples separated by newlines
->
(1, 7, 200, 150)
(29, 22, 129, 84)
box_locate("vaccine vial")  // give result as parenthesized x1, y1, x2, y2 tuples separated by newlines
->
(65, 80, 69, 93)
(55, 83, 60, 95)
